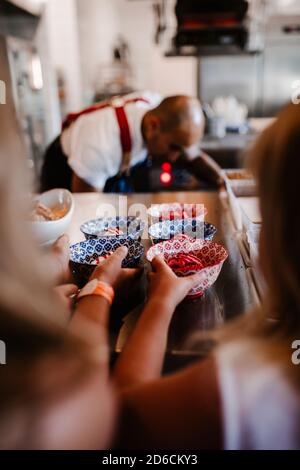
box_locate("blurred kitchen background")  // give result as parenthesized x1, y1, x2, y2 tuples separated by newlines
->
(1, 0, 300, 190)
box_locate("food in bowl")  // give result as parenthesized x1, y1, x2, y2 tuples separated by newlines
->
(80, 217, 144, 241)
(100, 228, 124, 236)
(226, 170, 253, 180)
(30, 202, 69, 222)
(70, 238, 144, 287)
(29, 189, 74, 246)
(166, 252, 205, 270)
(149, 219, 217, 245)
(148, 203, 208, 221)
(147, 236, 228, 299)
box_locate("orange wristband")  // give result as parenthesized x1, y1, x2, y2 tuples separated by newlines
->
(77, 279, 115, 305)
(93, 282, 115, 305)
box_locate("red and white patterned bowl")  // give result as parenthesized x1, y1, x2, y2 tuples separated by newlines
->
(147, 236, 228, 299)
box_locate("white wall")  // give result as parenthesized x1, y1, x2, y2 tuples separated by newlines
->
(272, 0, 300, 14)
(76, 0, 197, 101)
(114, 0, 197, 97)
(76, 0, 120, 103)
(42, 0, 197, 129)
(36, 12, 62, 141)
(44, 0, 82, 112)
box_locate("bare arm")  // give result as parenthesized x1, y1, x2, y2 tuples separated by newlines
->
(71, 172, 96, 193)
(70, 247, 129, 370)
(113, 256, 206, 389)
(113, 297, 174, 386)
(185, 151, 225, 188)
(115, 356, 222, 450)
(70, 296, 111, 357)
(32, 248, 131, 450)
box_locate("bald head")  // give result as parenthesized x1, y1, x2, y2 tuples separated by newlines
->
(142, 95, 205, 161)
(152, 95, 204, 138)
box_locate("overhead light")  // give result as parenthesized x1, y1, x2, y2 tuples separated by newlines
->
(29, 52, 43, 91)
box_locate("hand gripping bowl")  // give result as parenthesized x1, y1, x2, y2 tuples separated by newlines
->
(70, 238, 144, 287)
(80, 216, 145, 242)
(147, 236, 228, 299)
(149, 219, 217, 245)
(147, 203, 208, 221)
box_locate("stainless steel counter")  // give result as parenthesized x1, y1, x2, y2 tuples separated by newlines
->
(67, 192, 256, 360)
(201, 133, 256, 152)
(116, 192, 255, 357)
(201, 133, 256, 169)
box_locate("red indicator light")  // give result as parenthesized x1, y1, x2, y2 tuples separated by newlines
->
(160, 172, 172, 185)
(161, 162, 172, 172)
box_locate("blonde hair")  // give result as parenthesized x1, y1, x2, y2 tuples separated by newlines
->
(192, 104, 300, 382)
(0, 109, 97, 426)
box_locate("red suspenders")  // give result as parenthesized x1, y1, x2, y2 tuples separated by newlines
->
(62, 97, 149, 175)
(114, 105, 133, 175)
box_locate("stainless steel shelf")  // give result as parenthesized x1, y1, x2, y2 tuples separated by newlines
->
(165, 46, 261, 57)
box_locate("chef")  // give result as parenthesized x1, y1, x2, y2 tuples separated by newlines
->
(41, 91, 224, 193)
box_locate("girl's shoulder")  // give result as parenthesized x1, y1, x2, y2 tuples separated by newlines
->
(214, 339, 300, 450)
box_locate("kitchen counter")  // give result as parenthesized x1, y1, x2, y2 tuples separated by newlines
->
(202, 117, 275, 153)
(201, 118, 275, 169)
(201, 133, 255, 168)
(67, 191, 256, 368)
(202, 133, 255, 152)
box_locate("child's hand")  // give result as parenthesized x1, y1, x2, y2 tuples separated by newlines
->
(148, 255, 205, 310)
(54, 283, 78, 317)
(51, 234, 72, 284)
(89, 246, 130, 288)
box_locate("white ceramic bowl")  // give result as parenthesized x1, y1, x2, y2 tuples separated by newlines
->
(29, 189, 74, 246)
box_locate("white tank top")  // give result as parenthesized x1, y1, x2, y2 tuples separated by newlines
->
(215, 340, 300, 450)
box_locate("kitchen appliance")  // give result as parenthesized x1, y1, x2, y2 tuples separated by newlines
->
(136, 159, 206, 193)
(0, 34, 26, 175)
(0, 1, 50, 189)
(199, 6, 300, 116)
(7, 36, 47, 181)
(174, 0, 249, 52)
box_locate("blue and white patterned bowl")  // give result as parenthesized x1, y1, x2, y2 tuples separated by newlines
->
(70, 238, 144, 287)
(80, 217, 145, 242)
(149, 219, 217, 245)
